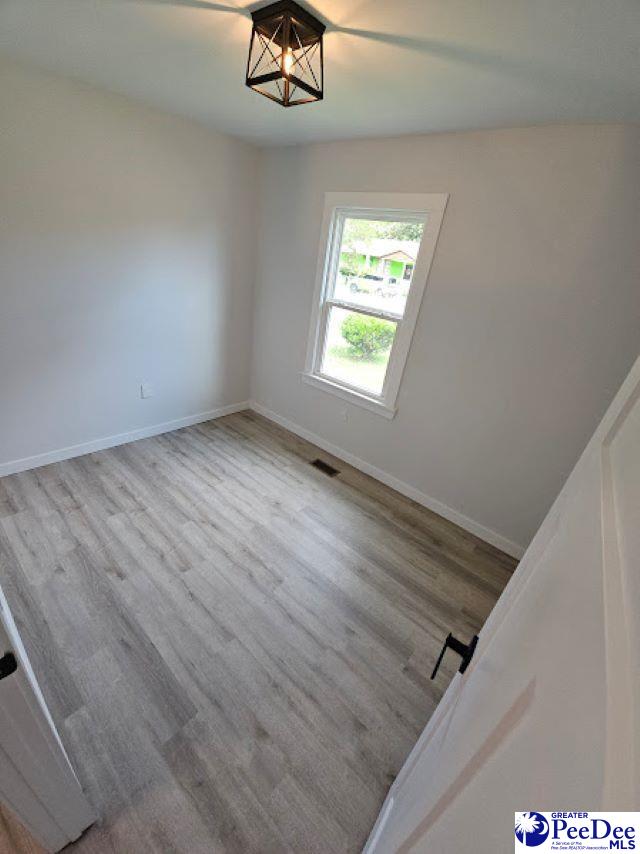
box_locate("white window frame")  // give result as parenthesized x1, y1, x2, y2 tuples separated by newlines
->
(303, 192, 448, 418)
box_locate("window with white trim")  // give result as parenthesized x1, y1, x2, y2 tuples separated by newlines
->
(304, 192, 448, 418)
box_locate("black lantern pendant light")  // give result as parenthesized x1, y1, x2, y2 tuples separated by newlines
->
(246, 0, 325, 107)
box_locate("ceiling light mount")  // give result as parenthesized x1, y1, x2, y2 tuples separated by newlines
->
(246, 0, 325, 107)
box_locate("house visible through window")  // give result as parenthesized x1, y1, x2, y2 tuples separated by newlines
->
(304, 193, 448, 417)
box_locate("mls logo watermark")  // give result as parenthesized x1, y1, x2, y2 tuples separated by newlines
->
(515, 812, 640, 851)
(515, 813, 550, 847)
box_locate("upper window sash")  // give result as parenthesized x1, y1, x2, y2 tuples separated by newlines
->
(323, 208, 427, 316)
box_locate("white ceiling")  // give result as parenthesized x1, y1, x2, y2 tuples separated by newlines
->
(1, 0, 639, 146)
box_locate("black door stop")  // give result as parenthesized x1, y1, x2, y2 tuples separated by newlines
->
(431, 634, 478, 679)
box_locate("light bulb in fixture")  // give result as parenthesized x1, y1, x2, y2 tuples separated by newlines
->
(283, 47, 294, 76)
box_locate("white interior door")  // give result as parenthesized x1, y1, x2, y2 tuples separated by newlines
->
(0, 583, 94, 852)
(364, 355, 640, 853)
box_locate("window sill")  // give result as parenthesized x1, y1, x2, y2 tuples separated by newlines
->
(301, 372, 397, 419)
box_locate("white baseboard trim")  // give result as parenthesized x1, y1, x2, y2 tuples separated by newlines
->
(249, 400, 525, 560)
(0, 401, 250, 477)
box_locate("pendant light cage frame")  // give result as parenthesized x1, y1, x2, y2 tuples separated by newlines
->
(246, 0, 325, 107)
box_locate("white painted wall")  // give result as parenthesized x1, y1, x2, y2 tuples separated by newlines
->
(0, 60, 258, 471)
(251, 126, 640, 554)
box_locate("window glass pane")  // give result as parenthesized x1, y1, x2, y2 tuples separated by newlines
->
(320, 306, 397, 396)
(332, 217, 425, 316)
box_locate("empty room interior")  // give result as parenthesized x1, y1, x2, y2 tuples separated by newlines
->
(0, 1, 639, 852)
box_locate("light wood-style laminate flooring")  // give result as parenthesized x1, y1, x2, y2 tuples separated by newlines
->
(0, 412, 516, 853)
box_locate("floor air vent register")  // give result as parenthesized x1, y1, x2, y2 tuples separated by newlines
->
(311, 458, 340, 477)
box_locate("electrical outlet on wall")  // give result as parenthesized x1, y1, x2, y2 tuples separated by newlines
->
(140, 383, 154, 399)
